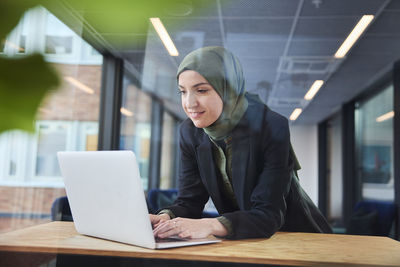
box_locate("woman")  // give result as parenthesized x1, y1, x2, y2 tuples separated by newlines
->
(151, 46, 332, 239)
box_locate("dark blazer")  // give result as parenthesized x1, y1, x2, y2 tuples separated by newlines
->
(167, 94, 332, 239)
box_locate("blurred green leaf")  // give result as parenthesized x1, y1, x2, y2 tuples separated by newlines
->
(0, 1, 41, 40)
(0, 54, 60, 132)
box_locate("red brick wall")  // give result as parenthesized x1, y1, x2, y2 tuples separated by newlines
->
(0, 187, 66, 233)
(38, 63, 102, 121)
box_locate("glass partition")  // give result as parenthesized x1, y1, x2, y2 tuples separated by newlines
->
(0, 7, 102, 233)
(119, 78, 152, 190)
(355, 85, 394, 201)
(160, 112, 177, 189)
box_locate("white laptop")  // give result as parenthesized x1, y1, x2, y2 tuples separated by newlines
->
(57, 150, 221, 249)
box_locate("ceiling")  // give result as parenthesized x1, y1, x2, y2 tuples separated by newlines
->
(48, 0, 400, 124)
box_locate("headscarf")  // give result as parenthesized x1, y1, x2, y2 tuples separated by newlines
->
(177, 46, 248, 141)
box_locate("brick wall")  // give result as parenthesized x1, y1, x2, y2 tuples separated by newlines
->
(0, 187, 66, 233)
(38, 63, 102, 121)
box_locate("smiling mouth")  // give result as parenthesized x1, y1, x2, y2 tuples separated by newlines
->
(189, 111, 205, 119)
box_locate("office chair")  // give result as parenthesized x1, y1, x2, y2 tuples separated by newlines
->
(147, 188, 219, 218)
(51, 196, 73, 221)
(346, 200, 396, 236)
(147, 189, 178, 214)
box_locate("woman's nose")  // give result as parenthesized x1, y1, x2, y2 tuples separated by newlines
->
(185, 93, 198, 108)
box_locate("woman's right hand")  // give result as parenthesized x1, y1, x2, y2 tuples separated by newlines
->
(149, 213, 171, 229)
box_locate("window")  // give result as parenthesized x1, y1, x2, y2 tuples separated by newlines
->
(355, 85, 394, 201)
(120, 79, 152, 190)
(45, 13, 74, 55)
(160, 112, 177, 189)
(0, 7, 103, 233)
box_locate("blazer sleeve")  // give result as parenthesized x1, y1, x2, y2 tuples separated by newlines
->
(164, 123, 210, 219)
(222, 114, 293, 239)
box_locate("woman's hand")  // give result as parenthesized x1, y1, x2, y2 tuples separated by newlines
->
(149, 213, 170, 229)
(153, 217, 228, 239)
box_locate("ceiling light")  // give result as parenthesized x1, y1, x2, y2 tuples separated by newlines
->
(376, 111, 394, 122)
(120, 107, 134, 117)
(334, 15, 374, 58)
(290, 108, 302, 121)
(304, 80, 324, 100)
(150, 18, 179, 56)
(64, 76, 95, 94)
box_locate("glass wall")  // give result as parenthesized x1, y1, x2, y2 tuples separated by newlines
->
(119, 77, 152, 190)
(0, 7, 102, 233)
(159, 112, 177, 189)
(355, 85, 394, 201)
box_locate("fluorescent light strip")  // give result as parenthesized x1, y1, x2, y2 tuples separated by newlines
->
(290, 108, 302, 121)
(150, 18, 179, 56)
(64, 76, 94, 95)
(120, 107, 134, 117)
(335, 15, 374, 58)
(376, 111, 394, 122)
(304, 80, 324, 100)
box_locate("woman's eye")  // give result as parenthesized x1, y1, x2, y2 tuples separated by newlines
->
(197, 89, 208, 94)
(178, 90, 186, 95)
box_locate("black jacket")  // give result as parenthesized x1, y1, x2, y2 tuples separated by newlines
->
(167, 95, 332, 239)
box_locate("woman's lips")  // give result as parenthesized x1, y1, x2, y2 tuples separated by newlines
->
(189, 111, 205, 119)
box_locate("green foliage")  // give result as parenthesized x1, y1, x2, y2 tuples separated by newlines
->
(0, 54, 60, 132)
(0, 0, 59, 133)
(0, 0, 213, 133)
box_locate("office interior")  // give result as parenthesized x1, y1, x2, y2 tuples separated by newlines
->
(0, 0, 399, 243)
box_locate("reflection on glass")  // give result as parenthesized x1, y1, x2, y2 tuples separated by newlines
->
(0, 7, 102, 233)
(17, 35, 26, 54)
(120, 81, 152, 190)
(355, 85, 394, 201)
(45, 13, 74, 55)
(160, 112, 177, 189)
(35, 123, 68, 177)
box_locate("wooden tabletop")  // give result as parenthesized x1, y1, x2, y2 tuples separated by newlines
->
(0, 222, 400, 267)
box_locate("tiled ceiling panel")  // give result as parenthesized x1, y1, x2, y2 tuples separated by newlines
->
(50, 0, 398, 124)
(292, 17, 362, 40)
(220, 0, 298, 17)
(300, 0, 384, 17)
(367, 10, 400, 35)
(287, 39, 342, 56)
(224, 18, 293, 38)
(227, 39, 287, 58)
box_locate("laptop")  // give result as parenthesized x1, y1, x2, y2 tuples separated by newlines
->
(57, 150, 221, 249)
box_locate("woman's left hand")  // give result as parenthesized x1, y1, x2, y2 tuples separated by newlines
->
(153, 217, 226, 239)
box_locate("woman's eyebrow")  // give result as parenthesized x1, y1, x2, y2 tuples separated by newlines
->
(178, 82, 210, 89)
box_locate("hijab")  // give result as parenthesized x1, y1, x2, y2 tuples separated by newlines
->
(177, 46, 248, 141)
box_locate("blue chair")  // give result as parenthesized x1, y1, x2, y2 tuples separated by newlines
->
(346, 200, 396, 236)
(147, 189, 179, 214)
(147, 189, 218, 218)
(51, 196, 73, 221)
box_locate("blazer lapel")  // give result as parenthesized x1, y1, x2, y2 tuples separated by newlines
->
(196, 137, 224, 210)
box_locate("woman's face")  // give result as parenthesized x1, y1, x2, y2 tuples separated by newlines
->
(178, 70, 223, 128)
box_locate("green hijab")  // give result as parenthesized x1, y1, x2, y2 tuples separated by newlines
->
(177, 46, 248, 141)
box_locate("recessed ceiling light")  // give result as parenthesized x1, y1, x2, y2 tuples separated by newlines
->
(120, 107, 134, 117)
(334, 15, 374, 58)
(304, 80, 324, 100)
(150, 18, 179, 56)
(64, 76, 94, 94)
(376, 111, 394, 122)
(290, 108, 302, 121)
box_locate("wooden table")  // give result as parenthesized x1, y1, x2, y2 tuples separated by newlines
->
(0, 222, 400, 267)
